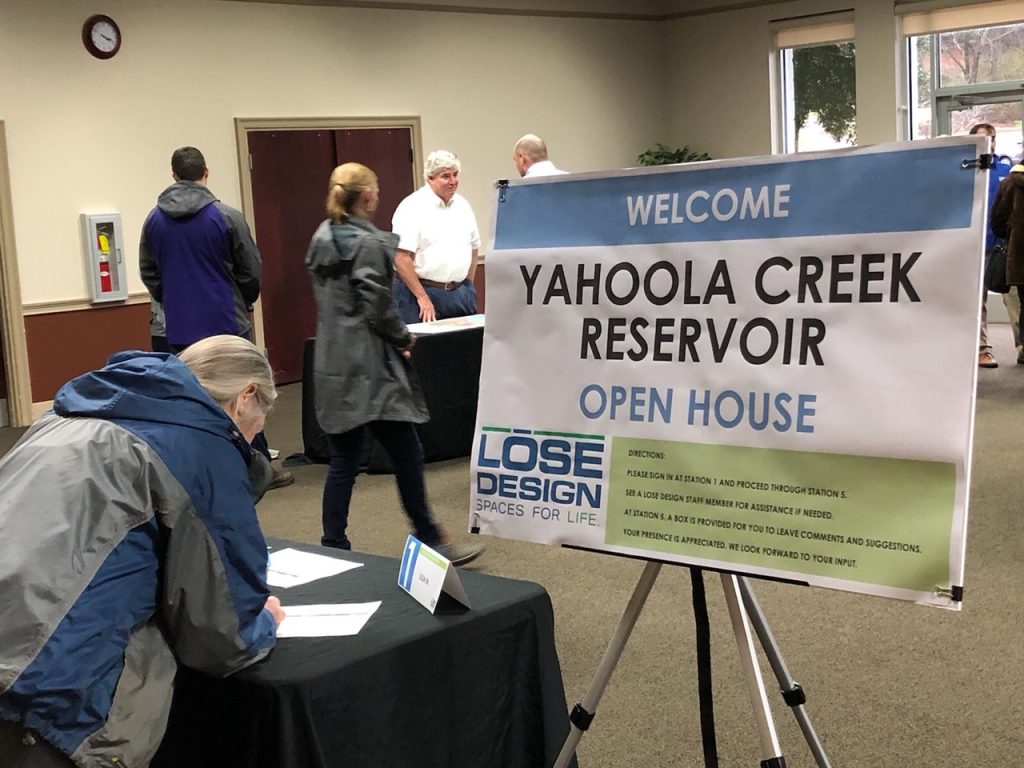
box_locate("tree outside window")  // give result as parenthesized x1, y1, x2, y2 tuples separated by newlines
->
(937, 24, 1024, 87)
(782, 42, 857, 153)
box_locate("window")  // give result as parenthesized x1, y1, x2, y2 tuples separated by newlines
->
(776, 16, 857, 153)
(903, 3, 1024, 160)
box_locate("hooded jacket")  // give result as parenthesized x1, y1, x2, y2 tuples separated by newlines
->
(139, 181, 261, 347)
(306, 216, 428, 435)
(980, 155, 1012, 253)
(991, 166, 1024, 285)
(0, 351, 277, 767)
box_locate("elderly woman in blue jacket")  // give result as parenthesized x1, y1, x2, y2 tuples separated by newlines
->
(0, 335, 285, 768)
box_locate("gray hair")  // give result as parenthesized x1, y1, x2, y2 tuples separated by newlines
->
(424, 149, 461, 178)
(179, 335, 277, 414)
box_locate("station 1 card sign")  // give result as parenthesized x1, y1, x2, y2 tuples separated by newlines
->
(398, 536, 470, 613)
(469, 138, 987, 609)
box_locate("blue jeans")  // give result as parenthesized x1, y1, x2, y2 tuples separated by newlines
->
(393, 279, 477, 324)
(321, 421, 441, 550)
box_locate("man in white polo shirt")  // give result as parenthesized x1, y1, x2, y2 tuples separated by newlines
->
(391, 150, 480, 323)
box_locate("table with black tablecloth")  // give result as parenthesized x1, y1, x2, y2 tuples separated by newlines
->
(153, 539, 576, 768)
(301, 321, 483, 469)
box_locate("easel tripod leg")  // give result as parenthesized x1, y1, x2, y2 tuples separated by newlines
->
(720, 574, 787, 768)
(551, 561, 663, 768)
(736, 577, 832, 768)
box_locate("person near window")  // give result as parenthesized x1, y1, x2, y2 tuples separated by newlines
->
(970, 123, 1014, 367)
(990, 160, 1024, 361)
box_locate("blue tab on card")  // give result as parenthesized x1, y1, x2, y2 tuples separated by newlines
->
(399, 535, 421, 591)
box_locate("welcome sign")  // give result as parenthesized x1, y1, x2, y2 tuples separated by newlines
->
(469, 138, 987, 608)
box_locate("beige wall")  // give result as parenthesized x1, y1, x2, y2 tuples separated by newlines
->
(0, 0, 667, 306)
(664, 0, 920, 160)
(0, 0, 1004, 422)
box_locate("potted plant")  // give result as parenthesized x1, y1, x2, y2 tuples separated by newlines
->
(637, 143, 711, 166)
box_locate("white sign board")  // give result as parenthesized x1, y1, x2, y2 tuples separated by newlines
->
(469, 139, 988, 609)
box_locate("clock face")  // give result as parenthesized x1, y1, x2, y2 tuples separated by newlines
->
(83, 15, 121, 59)
(91, 21, 118, 53)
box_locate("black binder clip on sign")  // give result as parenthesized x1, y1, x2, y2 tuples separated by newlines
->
(962, 153, 994, 170)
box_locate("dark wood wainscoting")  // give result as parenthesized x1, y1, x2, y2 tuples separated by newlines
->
(25, 303, 151, 402)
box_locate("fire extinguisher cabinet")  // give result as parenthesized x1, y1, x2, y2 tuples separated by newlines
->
(81, 213, 128, 304)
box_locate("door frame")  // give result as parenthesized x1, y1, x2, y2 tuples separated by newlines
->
(233, 116, 424, 348)
(0, 121, 32, 426)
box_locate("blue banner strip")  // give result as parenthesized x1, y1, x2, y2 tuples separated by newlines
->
(494, 144, 977, 250)
(398, 535, 420, 591)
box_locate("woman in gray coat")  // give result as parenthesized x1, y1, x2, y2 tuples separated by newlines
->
(305, 163, 482, 566)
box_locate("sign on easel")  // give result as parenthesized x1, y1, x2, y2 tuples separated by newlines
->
(397, 535, 470, 612)
(469, 138, 988, 609)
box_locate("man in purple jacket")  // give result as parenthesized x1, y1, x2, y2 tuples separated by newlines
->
(140, 147, 292, 489)
(140, 146, 261, 350)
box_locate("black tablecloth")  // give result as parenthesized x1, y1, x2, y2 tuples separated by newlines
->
(301, 327, 483, 470)
(153, 540, 577, 768)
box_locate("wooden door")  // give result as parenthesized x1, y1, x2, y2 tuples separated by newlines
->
(248, 130, 334, 384)
(248, 127, 416, 383)
(333, 128, 415, 230)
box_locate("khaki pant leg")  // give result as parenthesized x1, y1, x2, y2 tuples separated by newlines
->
(1002, 288, 1021, 353)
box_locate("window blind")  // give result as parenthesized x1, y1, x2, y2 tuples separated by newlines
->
(899, 0, 1024, 35)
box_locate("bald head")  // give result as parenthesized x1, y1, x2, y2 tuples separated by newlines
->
(513, 134, 550, 177)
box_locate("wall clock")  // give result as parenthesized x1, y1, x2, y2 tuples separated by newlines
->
(82, 14, 121, 60)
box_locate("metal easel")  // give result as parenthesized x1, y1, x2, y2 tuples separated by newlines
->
(551, 561, 831, 768)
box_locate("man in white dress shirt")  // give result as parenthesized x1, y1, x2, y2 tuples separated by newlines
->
(513, 134, 568, 178)
(391, 150, 481, 324)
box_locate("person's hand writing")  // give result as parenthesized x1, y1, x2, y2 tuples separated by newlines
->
(265, 596, 286, 626)
(417, 295, 436, 322)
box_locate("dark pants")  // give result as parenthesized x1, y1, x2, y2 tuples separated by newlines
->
(393, 279, 477, 325)
(0, 722, 74, 768)
(169, 338, 272, 462)
(322, 421, 441, 550)
(1018, 286, 1024, 347)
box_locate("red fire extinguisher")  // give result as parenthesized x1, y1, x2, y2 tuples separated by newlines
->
(97, 233, 112, 293)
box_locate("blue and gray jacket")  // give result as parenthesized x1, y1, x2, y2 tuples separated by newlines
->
(986, 156, 1013, 252)
(139, 181, 261, 347)
(0, 351, 277, 767)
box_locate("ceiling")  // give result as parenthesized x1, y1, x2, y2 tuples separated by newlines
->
(228, 0, 786, 21)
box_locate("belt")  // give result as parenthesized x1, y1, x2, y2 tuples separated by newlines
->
(419, 278, 465, 291)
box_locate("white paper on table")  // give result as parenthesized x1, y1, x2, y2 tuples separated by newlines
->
(276, 601, 382, 638)
(406, 313, 485, 335)
(267, 547, 362, 588)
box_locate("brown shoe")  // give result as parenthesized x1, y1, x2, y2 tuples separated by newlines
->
(979, 351, 998, 368)
(268, 469, 294, 490)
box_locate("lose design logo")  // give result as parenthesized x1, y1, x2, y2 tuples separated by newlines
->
(474, 428, 606, 525)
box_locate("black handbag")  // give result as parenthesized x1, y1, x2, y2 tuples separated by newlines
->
(984, 242, 1010, 293)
